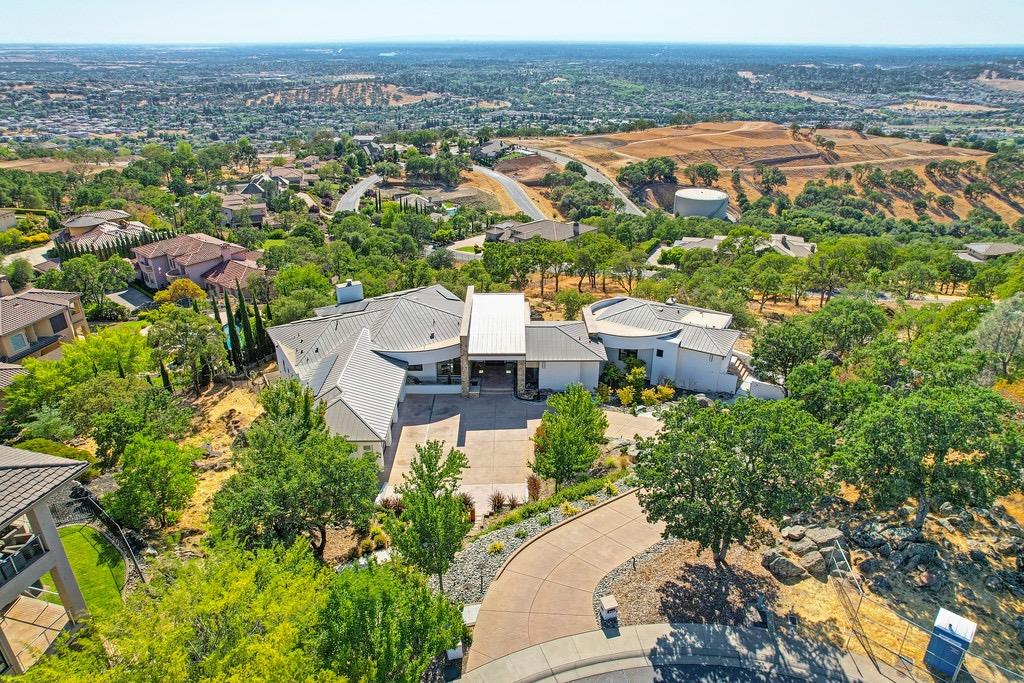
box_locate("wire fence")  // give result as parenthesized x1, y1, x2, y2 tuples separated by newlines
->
(828, 545, 1023, 683)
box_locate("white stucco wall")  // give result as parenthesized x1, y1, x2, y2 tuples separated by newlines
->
(380, 343, 460, 382)
(674, 348, 737, 394)
(537, 361, 600, 391)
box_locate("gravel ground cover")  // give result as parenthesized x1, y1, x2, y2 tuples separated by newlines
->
(435, 487, 628, 605)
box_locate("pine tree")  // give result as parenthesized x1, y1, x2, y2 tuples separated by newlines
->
(235, 282, 255, 363)
(223, 291, 243, 372)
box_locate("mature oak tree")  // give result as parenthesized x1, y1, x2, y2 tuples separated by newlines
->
(636, 398, 832, 564)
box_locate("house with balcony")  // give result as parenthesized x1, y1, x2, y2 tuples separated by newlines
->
(484, 219, 595, 244)
(0, 278, 88, 363)
(0, 445, 90, 674)
(132, 234, 266, 296)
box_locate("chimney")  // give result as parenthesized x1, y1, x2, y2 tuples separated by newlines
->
(572, 221, 581, 236)
(335, 279, 364, 305)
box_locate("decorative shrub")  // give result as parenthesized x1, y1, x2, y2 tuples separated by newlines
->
(506, 495, 520, 510)
(514, 528, 528, 539)
(560, 502, 581, 517)
(537, 514, 552, 526)
(378, 496, 405, 516)
(604, 481, 619, 496)
(616, 386, 635, 407)
(358, 538, 376, 556)
(526, 474, 542, 502)
(583, 495, 598, 506)
(488, 490, 507, 514)
(656, 384, 675, 402)
(600, 363, 625, 389)
(641, 388, 658, 406)
(486, 541, 505, 555)
(596, 383, 611, 403)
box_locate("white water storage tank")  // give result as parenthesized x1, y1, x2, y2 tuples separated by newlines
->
(673, 188, 729, 219)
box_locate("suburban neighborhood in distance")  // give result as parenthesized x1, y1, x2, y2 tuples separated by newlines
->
(2, 2, 1024, 681)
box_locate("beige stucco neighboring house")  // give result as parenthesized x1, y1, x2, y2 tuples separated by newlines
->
(132, 233, 267, 294)
(0, 211, 16, 233)
(0, 278, 88, 363)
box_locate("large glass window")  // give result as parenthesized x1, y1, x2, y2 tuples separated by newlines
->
(49, 313, 68, 333)
(8, 332, 28, 352)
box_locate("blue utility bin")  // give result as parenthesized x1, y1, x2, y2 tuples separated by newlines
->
(924, 608, 976, 678)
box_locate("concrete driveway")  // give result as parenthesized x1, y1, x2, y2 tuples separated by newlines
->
(382, 395, 547, 511)
(381, 397, 661, 513)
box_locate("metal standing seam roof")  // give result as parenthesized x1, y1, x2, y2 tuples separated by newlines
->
(588, 297, 733, 335)
(304, 328, 407, 443)
(270, 285, 464, 368)
(0, 445, 86, 527)
(668, 326, 742, 357)
(467, 293, 527, 356)
(965, 242, 1024, 257)
(525, 322, 607, 362)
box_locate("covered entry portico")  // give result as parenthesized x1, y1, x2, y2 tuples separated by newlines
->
(460, 288, 527, 397)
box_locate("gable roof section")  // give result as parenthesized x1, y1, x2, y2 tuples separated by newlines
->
(270, 285, 464, 368)
(0, 289, 78, 335)
(0, 445, 86, 527)
(66, 220, 152, 249)
(62, 209, 129, 229)
(667, 326, 742, 357)
(525, 322, 607, 362)
(133, 233, 246, 266)
(468, 293, 526, 356)
(587, 297, 733, 335)
(0, 362, 27, 390)
(304, 328, 407, 442)
(201, 259, 266, 290)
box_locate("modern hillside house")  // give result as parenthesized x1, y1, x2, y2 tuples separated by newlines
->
(0, 277, 88, 363)
(954, 242, 1024, 263)
(269, 284, 774, 453)
(132, 233, 266, 296)
(0, 445, 89, 675)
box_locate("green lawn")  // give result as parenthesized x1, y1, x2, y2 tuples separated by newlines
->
(455, 245, 477, 253)
(261, 238, 287, 249)
(42, 525, 126, 616)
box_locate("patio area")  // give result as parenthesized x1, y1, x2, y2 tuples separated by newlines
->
(381, 396, 663, 514)
(1, 594, 70, 673)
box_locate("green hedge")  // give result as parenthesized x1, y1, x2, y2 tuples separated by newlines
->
(0, 207, 56, 218)
(479, 469, 630, 535)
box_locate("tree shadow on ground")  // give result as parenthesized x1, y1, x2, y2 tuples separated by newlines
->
(657, 562, 780, 626)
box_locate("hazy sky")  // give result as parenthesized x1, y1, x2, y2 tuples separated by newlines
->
(3, 0, 1023, 46)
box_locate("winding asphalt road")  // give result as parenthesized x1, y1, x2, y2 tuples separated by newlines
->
(334, 174, 381, 212)
(472, 165, 546, 220)
(519, 147, 645, 216)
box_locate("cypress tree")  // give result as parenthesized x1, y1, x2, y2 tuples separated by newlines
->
(159, 359, 173, 392)
(223, 291, 243, 372)
(263, 301, 272, 323)
(117, 358, 126, 379)
(252, 298, 268, 356)
(235, 281, 255, 363)
(209, 291, 221, 324)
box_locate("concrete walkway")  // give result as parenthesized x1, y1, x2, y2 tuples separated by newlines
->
(467, 491, 666, 670)
(461, 623, 895, 682)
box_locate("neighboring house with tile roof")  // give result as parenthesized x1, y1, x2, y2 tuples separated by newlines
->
(0, 278, 87, 363)
(132, 233, 267, 295)
(485, 219, 595, 244)
(268, 284, 774, 451)
(0, 444, 89, 674)
(57, 210, 154, 252)
(217, 193, 268, 227)
(955, 242, 1024, 263)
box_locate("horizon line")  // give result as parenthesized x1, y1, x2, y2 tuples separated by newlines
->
(2, 40, 1023, 49)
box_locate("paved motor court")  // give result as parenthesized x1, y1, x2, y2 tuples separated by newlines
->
(381, 395, 662, 516)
